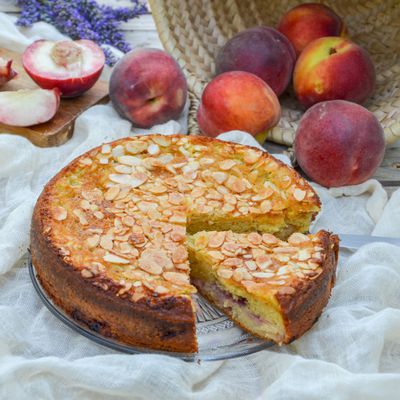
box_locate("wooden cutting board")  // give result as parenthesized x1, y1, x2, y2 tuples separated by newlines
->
(0, 48, 109, 147)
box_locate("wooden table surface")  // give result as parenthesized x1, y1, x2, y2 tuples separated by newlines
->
(1, 0, 399, 195)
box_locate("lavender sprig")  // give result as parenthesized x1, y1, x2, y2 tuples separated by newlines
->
(17, 0, 148, 65)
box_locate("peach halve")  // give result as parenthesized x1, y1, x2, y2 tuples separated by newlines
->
(22, 40, 105, 97)
(0, 88, 60, 127)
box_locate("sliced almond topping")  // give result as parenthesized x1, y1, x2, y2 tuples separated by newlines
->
(152, 136, 171, 147)
(225, 176, 247, 193)
(260, 200, 272, 213)
(222, 257, 243, 267)
(101, 144, 111, 154)
(94, 211, 104, 220)
(147, 143, 160, 155)
(219, 159, 236, 170)
(293, 188, 306, 201)
(79, 157, 93, 166)
(176, 263, 190, 271)
(86, 235, 100, 248)
(168, 192, 184, 205)
(247, 232, 262, 245)
(118, 155, 141, 166)
(169, 212, 186, 224)
(262, 233, 279, 245)
(297, 249, 311, 261)
(208, 250, 225, 260)
(129, 232, 146, 245)
(125, 141, 147, 154)
(73, 209, 88, 225)
(243, 149, 261, 164)
(154, 285, 169, 294)
(99, 157, 109, 165)
(273, 246, 297, 254)
(105, 185, 120, 201)
(163, 271, 189, 285)
(81, 269, 94, 278)
(255, 254, 273, 269)
(114, 165, 132, 174)
(191, 187, 206, 198)
(122, 216, 135, 227)
(217, 268, 233, 279)
(103, 253, 130, 264)
(233, 267, 250, 281)
(209, 232, 226, 248)
(211, 171, 228, 184)
(244, 260, 257, 271)
(172, 245, 188, 263)
(252, 271, 274, 279)
(54, 206, 67, 221)
(139, 249, 172, 275)
(100, 235, 113, 250)
(288, 232, 310, 244)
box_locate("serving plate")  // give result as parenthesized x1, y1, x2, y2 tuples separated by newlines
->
(29, 259, 272, 361)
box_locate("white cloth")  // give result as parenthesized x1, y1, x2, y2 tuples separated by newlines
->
(0, 12, 400, 400)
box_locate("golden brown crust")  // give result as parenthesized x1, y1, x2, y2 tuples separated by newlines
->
(30, 134, 323, 353)
(276, 231, 339, 343)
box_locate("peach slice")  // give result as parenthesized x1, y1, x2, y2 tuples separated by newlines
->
(0, 88, 60, 126)
(22, 40, 105, 97)
(0, 58, 17, 86)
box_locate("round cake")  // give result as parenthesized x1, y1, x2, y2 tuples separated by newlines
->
(31, 134, 337, 353)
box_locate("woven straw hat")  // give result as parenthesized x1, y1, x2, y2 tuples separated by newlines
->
(149, 0, 400, 146)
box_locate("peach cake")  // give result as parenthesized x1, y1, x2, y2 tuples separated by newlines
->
(31, 134, 338, 353)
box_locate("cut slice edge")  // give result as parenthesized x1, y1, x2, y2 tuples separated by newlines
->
(188, 230, 339, 344)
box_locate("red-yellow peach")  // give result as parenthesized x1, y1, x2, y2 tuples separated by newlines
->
(293, 37, 375, 108)
(109, 49, 187, 128)
(294, 100, 385, 187)
(278, 3, 345, 56)
(215, 27, 296, 96)
(197, 71, 281, 138)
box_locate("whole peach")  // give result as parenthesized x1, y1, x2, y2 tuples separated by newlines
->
(197, 71, 281, 138)
(278, 3, 345, 56)
(215, 27, 296, 96)
(294, 100, 385, 187)
(293, 37, 375, 108)
(109, 48, 187, 128)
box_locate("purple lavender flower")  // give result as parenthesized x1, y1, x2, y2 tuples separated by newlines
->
(17, 0, 148, 65)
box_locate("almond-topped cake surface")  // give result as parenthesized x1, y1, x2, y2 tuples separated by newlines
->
(30, 134, 334, 353)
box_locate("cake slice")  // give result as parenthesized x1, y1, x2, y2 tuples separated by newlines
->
(188, 230, 339, 344)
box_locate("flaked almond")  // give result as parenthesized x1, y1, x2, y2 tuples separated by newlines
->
(122, 216, 135, 227)
(233, 267, 251, 281)
(247, 232, 262, 245)
(152, 135, 171, 147)
(208, 232, 226, 248)
(260, 200, 272, 213)
(79, 157, 93, 166)
(255, 254, 273, 269)
(118, 155, 141, 166)
(101, 144, 111, 154)
(125, 141, 147, 154)
(100, 235, 113, 250)
(297, 249, 311, 261)
(103, 253, 130, 264)
(225, 176, 247, 193)
(81, 269, 94, 278)
(219, 159, 236, 170)
(54, 206, 67, 221)
(222, 257, 243, 267)
(147, 143, 160, 155)
(288, 232, 310, 244)
(243, 149, 261, 164)
(129, 232, 146, 245)
(87, 234, 100, 248)
(293, 188, 306, 201)
(244, 260, 257, 271)
(154, 285, 169, 294)
(163, 271, 189, 285)
(262, 233, 279, 245)
(105, 185, 120, 201)
(139, 248, 172, 275)
(114, 165, 132, 174)
(73, 209, 88, 225)
(99, 157, 109, 165)
(168, 192, 184, 205)
(273, 246, 298, 254)
(218, 268, 233, 279)
(94, 211, 104, 220)
(252, 271, 274, 279)
(208, 250, 225, 260)
(172, 245, 188, 263)
(211, 171, 227, 184)
(169, 212, 186, 224)
(191, 187, 206, 198)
